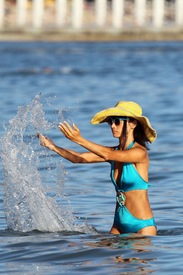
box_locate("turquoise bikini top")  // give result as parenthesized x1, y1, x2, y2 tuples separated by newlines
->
(110, 141, 149, 192)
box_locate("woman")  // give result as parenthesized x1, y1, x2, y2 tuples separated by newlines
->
(37, 101, 157, 235)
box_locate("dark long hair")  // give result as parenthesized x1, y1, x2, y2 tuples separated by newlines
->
(121, 118, 149, 150)
(133, 120, 149, 149)
(120, 120, 127, 150)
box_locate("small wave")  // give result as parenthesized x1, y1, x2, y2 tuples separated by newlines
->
(0, 66, 114, 77)
(158, 228, 183, 236)
(0, 67, 87, 77)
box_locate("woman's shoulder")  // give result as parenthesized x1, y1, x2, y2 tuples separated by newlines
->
(134, 142, 147, 151)
(133, 142, 149, 160)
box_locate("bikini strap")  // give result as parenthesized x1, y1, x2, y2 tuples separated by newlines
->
(111, 159, 122, 192)
(126, 140, 135, 150)
(111, 141, 135, 192)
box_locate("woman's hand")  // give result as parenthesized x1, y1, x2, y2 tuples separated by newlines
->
(37, 133, 55, 150)
(59, 122, 81, 143)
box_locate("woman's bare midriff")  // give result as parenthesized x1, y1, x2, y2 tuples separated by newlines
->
(121, 190, 154, 220)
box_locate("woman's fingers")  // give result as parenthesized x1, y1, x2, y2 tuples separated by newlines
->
(59, 121, 73, 136)
(59, 122, 69, 137)
(59, 121, 80, 141)
(37, 133, 53, 149)
(37, 133, 44, 142)
(38, 133, 47, 146)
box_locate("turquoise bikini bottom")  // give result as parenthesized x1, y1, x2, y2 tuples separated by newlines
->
(113, 206, 156, 234)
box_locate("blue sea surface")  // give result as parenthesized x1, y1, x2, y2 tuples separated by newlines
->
(0, 41, 183, 274)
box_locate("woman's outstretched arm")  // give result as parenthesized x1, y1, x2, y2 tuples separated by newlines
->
(59, 122, 147, 163)
(37, 133, 105, 163)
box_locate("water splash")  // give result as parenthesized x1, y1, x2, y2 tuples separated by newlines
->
(1, 95, 95, 234)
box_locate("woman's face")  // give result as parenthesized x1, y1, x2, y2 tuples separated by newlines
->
(110, 120, 126, 138)
(107, 117, 137, 138)
(106, 117, 126, 138)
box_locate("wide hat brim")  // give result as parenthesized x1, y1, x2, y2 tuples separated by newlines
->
(90, 106, 157, 143)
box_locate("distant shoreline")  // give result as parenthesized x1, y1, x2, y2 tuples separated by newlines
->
(1, 29, 183, 42)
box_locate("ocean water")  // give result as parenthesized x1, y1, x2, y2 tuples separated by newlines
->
(0, 41, 183, 274)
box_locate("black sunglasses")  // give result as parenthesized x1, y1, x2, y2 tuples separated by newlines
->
(107, 117, 128, 126)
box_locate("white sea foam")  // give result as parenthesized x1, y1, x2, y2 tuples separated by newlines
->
(1, 95, 95, 234)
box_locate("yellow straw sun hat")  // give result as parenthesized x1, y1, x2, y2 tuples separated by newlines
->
(91, 101, 157, 143)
